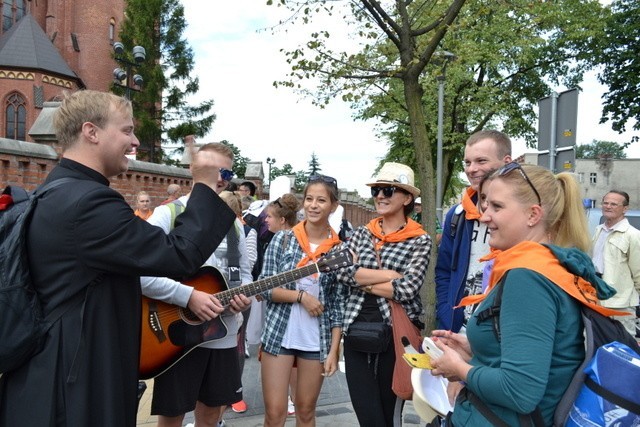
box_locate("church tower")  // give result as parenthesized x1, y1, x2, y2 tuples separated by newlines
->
(0, 0, 126, 142)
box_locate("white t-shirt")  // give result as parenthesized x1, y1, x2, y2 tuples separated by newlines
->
(463, 219, 491, 324)
(281, 243, 321, 351)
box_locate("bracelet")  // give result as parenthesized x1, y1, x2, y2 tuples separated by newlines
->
(366, 285, 372, 293)
(297, 290, 305, 303)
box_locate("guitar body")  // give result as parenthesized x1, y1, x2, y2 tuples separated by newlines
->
(139, 249, 352, 379)
(139, 266, 229, 379)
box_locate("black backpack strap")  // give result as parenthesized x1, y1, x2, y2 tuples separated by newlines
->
(226, 224, 241, 284)
(585, 376, 640, 414)
(33, 177, 78, 197)
(474, 273, 507, 343)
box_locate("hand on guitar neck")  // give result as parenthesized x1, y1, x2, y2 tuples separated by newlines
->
(188, 289, 251, 322)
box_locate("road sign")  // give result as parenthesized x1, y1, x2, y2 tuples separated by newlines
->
(537, 89, 578, 172)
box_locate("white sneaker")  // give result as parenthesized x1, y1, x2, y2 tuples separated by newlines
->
(287, 396, 295, 416)
(184, 424, 194, 427)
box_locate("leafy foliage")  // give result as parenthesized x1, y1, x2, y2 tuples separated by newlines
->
(269, 0, 607, 329)
(576, 140, 628, 160)
(117, 0, 215, 163)
(596, 0, 640, 140)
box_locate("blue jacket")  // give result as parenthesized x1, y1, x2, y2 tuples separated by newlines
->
(435, 200, 475, 332)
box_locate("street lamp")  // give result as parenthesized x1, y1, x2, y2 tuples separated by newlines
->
(435, 51, 456, 225)
(266, 157, 276, 187)
(113, 41, 146, 100)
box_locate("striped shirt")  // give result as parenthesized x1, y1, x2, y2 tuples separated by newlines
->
(337, 225, 432, 332)
(259, 230, 343, 361)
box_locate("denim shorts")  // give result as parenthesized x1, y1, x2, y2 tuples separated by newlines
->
(278, 346, 321, 361)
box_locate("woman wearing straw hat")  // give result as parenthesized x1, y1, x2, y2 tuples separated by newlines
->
(337, 162, 432, 426)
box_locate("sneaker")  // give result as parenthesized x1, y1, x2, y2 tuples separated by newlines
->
(231, 400, 247, 413)
(244, 342, 250, 358)
(287, 396, 295, 416)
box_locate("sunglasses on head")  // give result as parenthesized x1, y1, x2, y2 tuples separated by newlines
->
(308, 174, 338, 187)
(273, 198, 283, 208)
(220, 168, 234, 181)
(496, 162, 542, 206)
(371, 186, 398, 198)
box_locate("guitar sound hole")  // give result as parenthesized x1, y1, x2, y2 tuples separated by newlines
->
(180, 308, 203, 325)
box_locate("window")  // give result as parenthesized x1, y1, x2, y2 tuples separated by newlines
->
(2, 0, 24, 34)
(578, 172, 584, 183)
(5, 92, 26, 141)
(589, 172, 597, 185)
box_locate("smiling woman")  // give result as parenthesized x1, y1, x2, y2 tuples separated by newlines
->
(429, 164, 626, 427)
(337, 162, 432, 426)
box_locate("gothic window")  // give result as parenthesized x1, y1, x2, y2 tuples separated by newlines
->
(2, 0, 25, 34)
(5, 92, 26, 141)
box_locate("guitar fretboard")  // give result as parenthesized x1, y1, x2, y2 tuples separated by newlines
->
(216, 263, 321, 306)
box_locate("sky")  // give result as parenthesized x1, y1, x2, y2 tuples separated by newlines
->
(180, 1, 637, 197)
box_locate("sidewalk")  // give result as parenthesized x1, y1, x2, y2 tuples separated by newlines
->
(137, 344, 425, 426)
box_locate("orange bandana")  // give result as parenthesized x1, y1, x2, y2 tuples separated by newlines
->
(292, 220, 341, 268)
(366, 217, 426, 251)
(458, 241, 625, 317)
(461, 187, 481, 220)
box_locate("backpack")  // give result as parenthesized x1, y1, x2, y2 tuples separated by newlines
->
(0, 178, 87, 374)
(470, 273, 640, 427)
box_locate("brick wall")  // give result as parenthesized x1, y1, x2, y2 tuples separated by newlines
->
(1, 138, 377, 221)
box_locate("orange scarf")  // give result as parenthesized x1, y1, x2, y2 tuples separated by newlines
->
(292, 220, 341, 268)
(458, 241, 625, 317)
(461, 187, 481, 220)
(366, 217, 426, 251)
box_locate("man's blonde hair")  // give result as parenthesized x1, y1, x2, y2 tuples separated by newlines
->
(54, 90, 132, 149)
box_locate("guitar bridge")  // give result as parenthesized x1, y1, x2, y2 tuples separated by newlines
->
(147, 301, 167, 343)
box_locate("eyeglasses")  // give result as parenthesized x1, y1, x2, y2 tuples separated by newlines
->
(220, 168, 234, 181)
(273, 198, 283, 208)
(371, 186, 398, 198)
(308, 174, 338, 187)
(496, 162, 542, 206)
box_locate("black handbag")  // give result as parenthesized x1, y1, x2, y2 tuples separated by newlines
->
(344, 321, 391, 353)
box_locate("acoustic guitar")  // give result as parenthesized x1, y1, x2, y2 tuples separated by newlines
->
(139, 249, 352, 379)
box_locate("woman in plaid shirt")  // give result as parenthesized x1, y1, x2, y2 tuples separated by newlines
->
(337, 162, 432, 426)
(259, 175, 344, 427)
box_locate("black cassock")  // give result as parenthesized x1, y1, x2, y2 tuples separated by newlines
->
(0, 159, 235, 426)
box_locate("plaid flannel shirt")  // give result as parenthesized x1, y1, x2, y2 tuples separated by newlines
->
(337, 225, 432, 333)
(259, 230, 343, 362)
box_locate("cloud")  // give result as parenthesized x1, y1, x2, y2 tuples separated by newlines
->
(181, 1, 387, 197)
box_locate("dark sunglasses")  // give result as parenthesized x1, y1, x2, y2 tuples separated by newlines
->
(497, 162, 542, 206)
(220, 168, 234, 181)
(273, 198, 283, 208)
(371, 186, 398, 198)
(308, 174, 338, 187)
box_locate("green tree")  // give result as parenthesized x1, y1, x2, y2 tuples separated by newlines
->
(308, 152, 321, 175)
(576, 140, 628, 159)
(596, 0, 640, 140)
(271, 0, 605, 329)
(117, 0, 215, 163)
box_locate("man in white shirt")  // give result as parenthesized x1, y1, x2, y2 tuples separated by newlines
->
(592, 190, 640, 336)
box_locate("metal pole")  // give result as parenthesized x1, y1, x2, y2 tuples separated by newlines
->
(436, 75, 445, 225)
(549, 91, 558, 173)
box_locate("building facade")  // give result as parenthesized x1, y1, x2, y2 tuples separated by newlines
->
(0, 0, 125, 143)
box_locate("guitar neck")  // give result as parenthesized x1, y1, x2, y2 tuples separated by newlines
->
(216, 263, 320, 306)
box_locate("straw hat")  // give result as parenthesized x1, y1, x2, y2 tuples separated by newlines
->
(366, 162, 420, 197)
